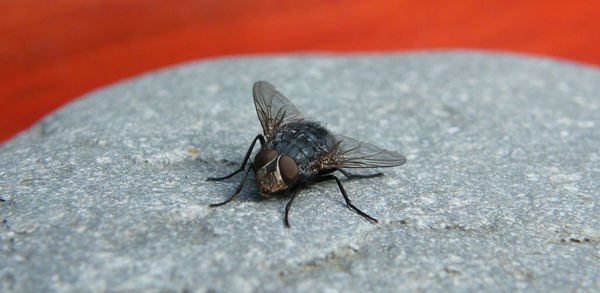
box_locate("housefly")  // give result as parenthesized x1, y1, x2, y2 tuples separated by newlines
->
(207, 81, 406, 228)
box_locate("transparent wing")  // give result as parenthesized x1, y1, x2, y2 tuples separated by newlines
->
(253, 81, 304, 140)
(324, 134, 407, 168)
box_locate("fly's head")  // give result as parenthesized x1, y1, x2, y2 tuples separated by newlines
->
(253, 149, 299, 195)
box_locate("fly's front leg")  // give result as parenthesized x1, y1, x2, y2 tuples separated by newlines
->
(206, 134, 265, 181)
(316, 175, 378, 224)
(283, 186, 301, 229)
(337, 169, 383, 181)
(209, 163, 254, 207)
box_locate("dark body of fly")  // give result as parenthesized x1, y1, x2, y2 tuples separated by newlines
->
(207, 81, 406, 228)
(267, 121, 336, 184)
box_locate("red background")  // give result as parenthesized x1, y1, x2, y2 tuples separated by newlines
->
(2, 0, 600, 143)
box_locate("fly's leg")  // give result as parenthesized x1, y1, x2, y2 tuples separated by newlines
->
(283, 186, 301, 229)
(337, 169, 383, 180)
(206, 134, 265, 181)
(209, 163, 254, 207)
(316, 175, 379, 224)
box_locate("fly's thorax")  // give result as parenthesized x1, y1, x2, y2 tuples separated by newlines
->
(253, 149, 299, 195)
(268, 122, 335, 171)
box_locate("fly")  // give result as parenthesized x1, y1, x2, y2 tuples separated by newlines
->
(207, 81, 406, 228)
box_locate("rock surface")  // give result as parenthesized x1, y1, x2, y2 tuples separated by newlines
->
(1, 52, 599, 292)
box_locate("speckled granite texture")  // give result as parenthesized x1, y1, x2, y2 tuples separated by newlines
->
(1, 52, 599, 292)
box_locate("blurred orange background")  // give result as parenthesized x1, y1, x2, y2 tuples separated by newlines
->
(2, 0, 600, 143)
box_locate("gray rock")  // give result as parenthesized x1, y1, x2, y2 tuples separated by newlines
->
(1, 52, 599, 292)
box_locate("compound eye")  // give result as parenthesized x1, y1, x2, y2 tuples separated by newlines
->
(278, 155, 299, 185)
(253, 149, 277, 171)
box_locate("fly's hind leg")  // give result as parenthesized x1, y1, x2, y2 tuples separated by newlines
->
(207, 134, 265, 181)
(315, 175, 378, 224)
(337, 169, 383, 181)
